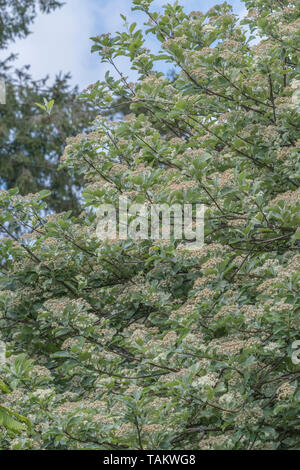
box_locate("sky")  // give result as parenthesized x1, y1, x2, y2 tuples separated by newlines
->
(2, 0, 245, 91)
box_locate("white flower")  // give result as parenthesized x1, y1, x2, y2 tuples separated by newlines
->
(192, 373, 218, 388)
(264, 342, 280, 353)
(32, 388, 53, 399)
(219, 393, 235, 405)
(290, 79, 300, 90)
(202, 24, 214, 33)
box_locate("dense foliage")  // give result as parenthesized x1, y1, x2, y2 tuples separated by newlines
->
(0, 0, 299, 450)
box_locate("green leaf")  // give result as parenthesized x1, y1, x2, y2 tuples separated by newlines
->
(0, 378, 11, 394)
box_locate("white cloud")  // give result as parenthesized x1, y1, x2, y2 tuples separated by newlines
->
(1, 0, 118, 90)
(0, 0, 244, 91)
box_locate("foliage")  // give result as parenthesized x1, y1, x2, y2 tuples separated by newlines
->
(0, 377, 31, 433)
(0, 0, 299, 450)
(35, 97, 55, 115)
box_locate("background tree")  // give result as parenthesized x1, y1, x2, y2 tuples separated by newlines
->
(0, 68, 96, 213)
(0, 0, 97, 213)
(0, 0, 63, 49)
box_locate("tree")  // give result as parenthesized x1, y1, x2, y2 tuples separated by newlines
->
(0, 0, 299, 450)
(0, 0, 63, 49)
(0, 0, 97, 214)
(0, 68, 96, 213)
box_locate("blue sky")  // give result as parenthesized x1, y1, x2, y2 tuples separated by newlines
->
(3, 0, 245, 90)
